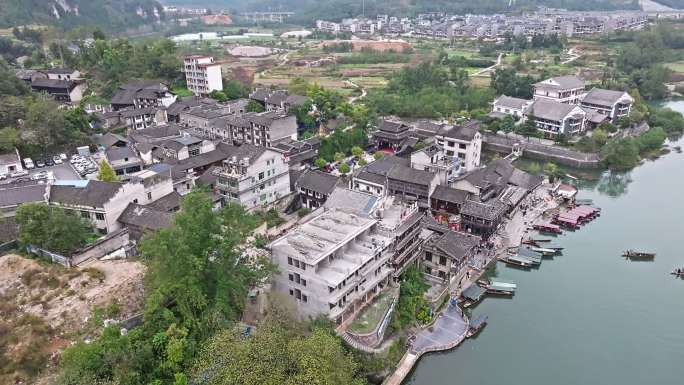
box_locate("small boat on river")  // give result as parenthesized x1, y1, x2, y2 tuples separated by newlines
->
(486, 280, 517, 296)
(503, 255, 535, 268)
(466, 315, 488, 338)
(529, 246, 559, 256)
(622, 250, 656, 259)
(671, 268, 684, 277)
(533, 223, 562, 235)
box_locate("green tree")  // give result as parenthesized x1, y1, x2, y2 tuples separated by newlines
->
(209, 90, 228, 102)
(373, 151, 385, 160)
(601, 138, 640, 170)
(246, 100, 265, 113)
(393, 266, 429, 329)
(288, 77, 311, 95)
(0, 127, 20, 153)
(338, 163, 350, 175)
(351, 146, 363, 158)
(334, 152, 346, 162)
(222, 80, 249, 100)
(314, 158, 327, 169)
(97, 160, 119, 182)
(190, 318, 364, 385)
(16, 203, 93, 254)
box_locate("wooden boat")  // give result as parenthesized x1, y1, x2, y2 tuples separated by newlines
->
(530, 238, 551, 243)
(622, 250, 656, 259)
(575, 198, 593, 205)
(671, 268, 684, 277)
(476, 278, 490, 287)
(530, 247, 559, 256)
(486, 280, 517, 296)
(466, 315, 488, 338)
(460, 284, 486, 308)
(544, 245, 564, 251)
(503, 255, 534, 268)
(517, 248, 543, 265)
(533, 223, 562, 235)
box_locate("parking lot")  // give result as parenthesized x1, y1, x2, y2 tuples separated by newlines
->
(0, 162, 82, 185)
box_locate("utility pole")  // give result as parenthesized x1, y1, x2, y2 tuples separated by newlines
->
(362, 0, 365, 17)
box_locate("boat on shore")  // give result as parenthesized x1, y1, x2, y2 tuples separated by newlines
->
(622, 250, 656, 259)
(466, 314, 488, 338)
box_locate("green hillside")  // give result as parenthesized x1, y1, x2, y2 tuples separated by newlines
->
(0, 0, 164, 30)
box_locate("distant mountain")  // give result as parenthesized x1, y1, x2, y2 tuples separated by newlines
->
(0, 0, 164, 30)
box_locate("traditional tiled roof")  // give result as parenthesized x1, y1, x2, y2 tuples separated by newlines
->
(0, 184, 47, 207)
(582, 88, 633, 107)
(461, 199, 508, 221)
(438, 121, 480, 141)
(296, 170, 339, 195)
(117, 203, 173, 230)
(494, 95, 532, 110)
(526, 99, 584, 122)
(49, 180, 123, 207)
(535, 75, 585, 90)
(147, 191, 182, 212)
(431, 185, 469, 204)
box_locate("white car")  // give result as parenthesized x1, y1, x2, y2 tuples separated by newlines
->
(32, 171, 49, 180)
(60, 153, 68, 161)
(53, 155, 63, 164)
(10, 170, 29, 178)
(23, 158, 35, 169)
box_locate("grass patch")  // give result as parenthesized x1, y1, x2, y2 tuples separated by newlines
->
(348, 292, 394, 334)
(171, 87, 194, 97)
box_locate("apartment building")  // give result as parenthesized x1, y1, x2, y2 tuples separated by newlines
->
(226, 111, 298, 147)
(269, 201, 392, 325)
(214, 144, 291, 209)
(183, 55, 223, 96)
(526, 98, 587, 136)
(433, 121, 482, 172)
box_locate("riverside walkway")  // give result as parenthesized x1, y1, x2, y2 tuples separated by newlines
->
(383, 301, 468, 385)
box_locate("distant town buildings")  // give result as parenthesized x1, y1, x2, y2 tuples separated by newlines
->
(316, 10, 648, 38)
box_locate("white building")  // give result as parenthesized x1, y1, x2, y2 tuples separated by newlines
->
(48, 180, 146, 234)
(0, 149, 23, 176)
(183, 55, 223, 96)
(434, 121, 482, 172)
(525, 98, 587, 136)
(214, 144, 291, 210)
(491, 95, 534, 118)
(533, 75, 586, 104)
(580, 88, 634, 122)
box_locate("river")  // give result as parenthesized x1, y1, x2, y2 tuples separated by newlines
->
(406, 101, 684, 385)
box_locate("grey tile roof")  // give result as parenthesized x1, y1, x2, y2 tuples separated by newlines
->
(433, 230, 479, 261)
(0, 184, 47, 207)
(431, 185, 469, 204)
(582, 88, 631, 107)
(197, 166, 220, 186)
(461, 199, 508, 221)
(265, 91, 288, 105)
(250, 88, 272, 103)
(147, 191, 182, 212)
(117, 203, 173, 230)
(49, 180, 124, 208)
(31, 78, 75, 90)
(526, 99, 583, 122)
(378, 120, 410, 133)
(463, 159, 514, 190)
(494, 95, 532, 110)
(387, 164, 435, 186)
(438, 121, 480, 141)
(0, 151, 20, 165)
(509, 168, 543, 191)
(97, 133, 128, 148)
(296, 170, 339, 195)
(535, 75, 585, 90)
(131, 124, 182, 140)
(355, 170, 387, 185)
(105, 147, 139, 162)
(285, 94, 308, 106)
(219, 143, 268, 164)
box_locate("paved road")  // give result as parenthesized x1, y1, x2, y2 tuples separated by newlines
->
(409, 301, 468, 354)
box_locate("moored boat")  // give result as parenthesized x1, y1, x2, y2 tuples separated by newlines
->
(466, 314, 488, 338)
(532, 223, 562, 235)
(530, 247, 559, 256)
(503, 255, 534, 268)
(486, 280, 517, 296)
(671, 268, 684, 277)
(622, 250, 656, 259)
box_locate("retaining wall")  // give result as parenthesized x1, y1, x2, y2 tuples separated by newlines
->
(483, 133, 602, 169)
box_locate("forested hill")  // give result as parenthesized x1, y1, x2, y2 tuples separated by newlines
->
(0, 0, 164, 30)
(168, 0, 640, 21)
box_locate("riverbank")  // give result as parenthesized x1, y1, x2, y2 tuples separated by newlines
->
(405, 131, 684, 384)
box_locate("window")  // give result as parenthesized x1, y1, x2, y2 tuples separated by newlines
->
(95, 213, 105, 221)
(425, 252, 432, 262)
(288, 257, 293, 265)
(289, 289, 294, 296)
(81, 211, 90, 219)
(439, 256, 447, 266)
(288, 273, 294, 281)
(426, 267, 432, 275)
(459, 143, 467, 149)
(447, 141, 454, 147)
(147, 192, 152, 200)
(301, 279, 307, 287)
(302, 294, 308, 303)
(133, 199, 138, 204)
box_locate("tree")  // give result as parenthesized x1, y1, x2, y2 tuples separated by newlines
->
(351, 146, 363, 158)
(209, 90, 228, 102)
(246, 100, 265, 113)
(314, 158, 327, 169)
(0, 127, 20, 153)
(601, 138, 640, 170)
(190, 318, 365, 385)
(373, 151, 385, 160)
(16, 203, 93, 254)
(92, 28, 106, 41)
(334, 152, 346, 162)
(288, 77, 311, 95)
(97, 160, 119, 182)
(222, 80, 249, 100)
(393, 266, 429, 329)
(338, 163, 350, 175)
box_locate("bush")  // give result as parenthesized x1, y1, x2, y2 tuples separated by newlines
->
(297, 207, 311, 218)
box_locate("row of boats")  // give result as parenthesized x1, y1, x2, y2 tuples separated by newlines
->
(502, 241, 563, 268)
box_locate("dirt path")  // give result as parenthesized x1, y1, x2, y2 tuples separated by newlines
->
(562, 47, 581, 65)
(471, 52, 503, 77)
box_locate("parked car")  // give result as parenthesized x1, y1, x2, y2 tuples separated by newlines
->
(10, 170, 29, 178)
(59, 153, 68, 161)
(23, 158, 35, 169)
(0, 174, 7, 180)
(35, 159, 46, 168)
(53, 155, 63, 164)
(32, 171, 49, 180)
(45, 158, 55, 167)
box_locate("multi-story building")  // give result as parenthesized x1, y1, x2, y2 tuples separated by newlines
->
(269, 195, 392, 325)
(434, 121, 482, 172)
(48, 180, 145, 234)
(526, 98, 587, 136)
(580, 88, 634, 122)
(226, 111, 298, 147)
(104, 147, 143, 179)
(491, 95, 534, 118)
(533, 75, 586, 104)
(295, 169, 339, 209)
(30, 78, 85, 103)
(410, 144, 460, 186)
(183, 55, 223, 96)
(214, 144, 291, 209)
(372, 120, 413, 151)
(111, 81, 177, 111)
(422, 228, 479, 284)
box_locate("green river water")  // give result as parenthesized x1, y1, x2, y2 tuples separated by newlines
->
(406, 101, 684, 385)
